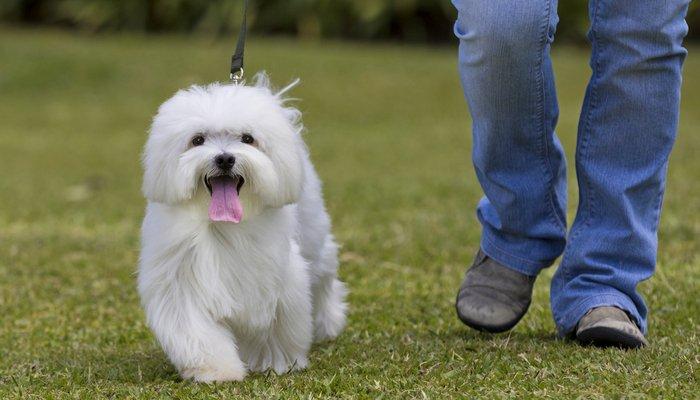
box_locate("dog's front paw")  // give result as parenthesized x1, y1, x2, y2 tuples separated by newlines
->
(270, 355, 308, 375)
(181, 364, 247, 383)
(290, 356, 309, 372)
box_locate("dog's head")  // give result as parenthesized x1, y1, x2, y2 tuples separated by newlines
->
(142, 73, 304, 223)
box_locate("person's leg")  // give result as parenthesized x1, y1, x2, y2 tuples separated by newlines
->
(453, 0, 567, 276)
(452, 0, 566, 332)
(551, 0, 690, 338)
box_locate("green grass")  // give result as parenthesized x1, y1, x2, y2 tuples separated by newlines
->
(0, 27, 698, 399)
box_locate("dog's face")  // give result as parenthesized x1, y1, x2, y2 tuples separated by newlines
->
(142, 74, 304, 222)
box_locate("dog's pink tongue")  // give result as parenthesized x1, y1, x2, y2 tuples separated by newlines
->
(208, 176, 243, 223)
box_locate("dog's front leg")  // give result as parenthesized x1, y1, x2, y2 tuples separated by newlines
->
(242, 248, 313, 374)
(143, 293, 246, 382)
(266, 251, 314, 374)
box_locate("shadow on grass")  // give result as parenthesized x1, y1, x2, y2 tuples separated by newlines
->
(440, 326, 561, 348)
(41, 342, 346, 385)
(35, 346, 181, 385)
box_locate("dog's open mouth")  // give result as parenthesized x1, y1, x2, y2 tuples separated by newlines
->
(205, 174, 245, 223)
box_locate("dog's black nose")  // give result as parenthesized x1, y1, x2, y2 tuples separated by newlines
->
(214, 153, 236, 170)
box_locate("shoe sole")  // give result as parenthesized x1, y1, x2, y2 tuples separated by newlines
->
(576, 326, 647, 349)
(454, 299, 530, 334)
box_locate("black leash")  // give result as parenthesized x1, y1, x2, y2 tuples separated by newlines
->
(230, 0, 248, 83)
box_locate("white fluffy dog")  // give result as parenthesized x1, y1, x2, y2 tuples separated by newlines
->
(138, 73, 347, 382)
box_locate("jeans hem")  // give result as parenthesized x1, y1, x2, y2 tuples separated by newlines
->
(554, 293, 646, 337)
(480, 233, 554, 277)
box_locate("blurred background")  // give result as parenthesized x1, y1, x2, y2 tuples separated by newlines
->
(1, 1, 699, 398)
(1, 0, 699, 43)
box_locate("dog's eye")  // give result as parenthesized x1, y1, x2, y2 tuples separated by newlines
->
(241, 134, 254, 144)
(191, 135, 205, 146)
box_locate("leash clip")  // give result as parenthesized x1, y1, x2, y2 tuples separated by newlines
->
(229, 0, 248, 84)
(230, 68, 244, 84)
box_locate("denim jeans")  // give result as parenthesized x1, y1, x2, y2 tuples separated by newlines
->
(452, 0, 689, 336)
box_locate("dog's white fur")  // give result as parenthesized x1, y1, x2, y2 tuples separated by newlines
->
(138, 73, 347, 382)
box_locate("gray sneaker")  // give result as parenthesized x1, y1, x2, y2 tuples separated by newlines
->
(576, 306, 648, 349)
(455, 250, 536, 333)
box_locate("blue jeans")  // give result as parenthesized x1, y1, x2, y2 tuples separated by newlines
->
(452, 0, 689, 336)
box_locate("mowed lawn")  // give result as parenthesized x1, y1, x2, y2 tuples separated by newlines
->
(0, 27, 698, 398)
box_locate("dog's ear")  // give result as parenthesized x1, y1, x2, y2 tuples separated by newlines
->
(246, 73, 306, 207)
(142, 127, 197, 205)
(267, 146, 305, 209)
(142, 87, 209, 204)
